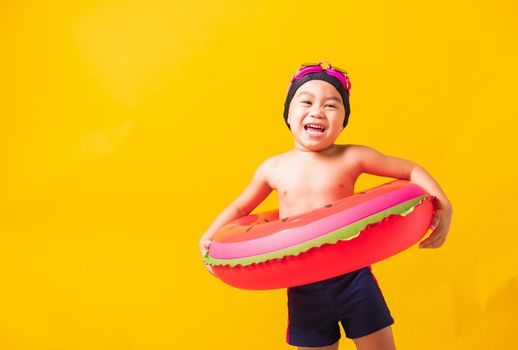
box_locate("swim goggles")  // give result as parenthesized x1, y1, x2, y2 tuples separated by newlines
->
(287, 60, 352, 96)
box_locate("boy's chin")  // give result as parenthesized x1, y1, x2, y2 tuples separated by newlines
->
(298, 130, 339, 141)
(295, 139, 335, 152)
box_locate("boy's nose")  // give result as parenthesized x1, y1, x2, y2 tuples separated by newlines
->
(309, 110, 325, 119)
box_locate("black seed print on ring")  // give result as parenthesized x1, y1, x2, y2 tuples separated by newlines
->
(325, 204, 333, 208)
(281, 217, 289, 222)
(357, 191, 366, 194)
(246, 225, 256, 232)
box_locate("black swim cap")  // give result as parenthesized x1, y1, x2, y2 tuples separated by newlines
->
(283, 71, 351, 130)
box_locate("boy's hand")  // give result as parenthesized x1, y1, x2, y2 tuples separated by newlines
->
(199, 238, 218, 277)
(419, 206, 452, 249)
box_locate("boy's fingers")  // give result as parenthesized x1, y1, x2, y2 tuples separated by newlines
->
(420, 235, 436, 248)
(430, 217, 440, 230)
(420, 242, 434, 248)
(426, 234, 440, 246)
(420, 231, 444, 248)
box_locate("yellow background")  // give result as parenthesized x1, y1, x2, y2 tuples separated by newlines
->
(1, 0, 517, 349)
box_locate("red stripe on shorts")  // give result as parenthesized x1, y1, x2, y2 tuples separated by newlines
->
(286, 288, 290, 343)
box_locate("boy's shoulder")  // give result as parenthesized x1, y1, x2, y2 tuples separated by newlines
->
(335, 143, 379, 157)
(252, 152, 289, 186)
(257, 153, 284, 173)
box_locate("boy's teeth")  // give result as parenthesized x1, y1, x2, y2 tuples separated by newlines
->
(305, 123, 325, 131)
(305, 127, 325, 135)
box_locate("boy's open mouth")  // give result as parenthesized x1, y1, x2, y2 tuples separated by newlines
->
(304, 123, 326, 135)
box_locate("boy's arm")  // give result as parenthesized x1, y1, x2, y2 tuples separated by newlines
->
(351, 144, 452, 210)
(351, 144, 453, 249)
(200, 159, 274, 241)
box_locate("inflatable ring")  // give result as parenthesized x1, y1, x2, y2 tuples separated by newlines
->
(204, 179, 435, 290)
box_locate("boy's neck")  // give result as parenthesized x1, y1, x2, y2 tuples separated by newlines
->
(292, 143, 340, 156)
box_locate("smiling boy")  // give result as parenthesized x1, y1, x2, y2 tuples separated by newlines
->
(199, 61, 453, 350)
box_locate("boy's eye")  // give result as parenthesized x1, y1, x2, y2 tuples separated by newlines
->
(301, 100, 336, 108)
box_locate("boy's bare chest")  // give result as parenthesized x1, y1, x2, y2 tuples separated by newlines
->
(269, 148, 361, 218)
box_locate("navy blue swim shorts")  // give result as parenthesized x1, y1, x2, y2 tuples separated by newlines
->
(286, 265, 394, 347)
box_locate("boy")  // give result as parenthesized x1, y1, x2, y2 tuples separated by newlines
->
(199, 60, 453, 350)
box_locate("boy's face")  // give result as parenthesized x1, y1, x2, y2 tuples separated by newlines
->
(287, 80, 346, 152)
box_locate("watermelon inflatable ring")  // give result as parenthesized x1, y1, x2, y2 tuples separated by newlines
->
(204, 179, 436, 290)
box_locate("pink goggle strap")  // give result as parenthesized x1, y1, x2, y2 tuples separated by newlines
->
(287, 66, 351, 96)
(326, 69, 352, 96)
(287, 65, 323, 92)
